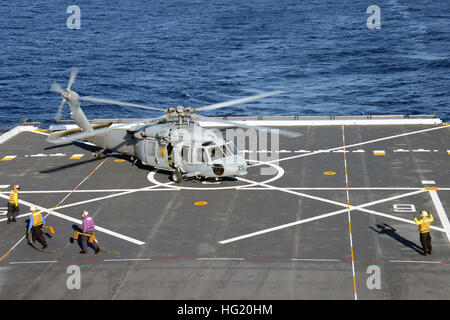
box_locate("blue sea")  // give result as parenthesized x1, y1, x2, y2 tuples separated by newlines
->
(0, 0, 449, 129)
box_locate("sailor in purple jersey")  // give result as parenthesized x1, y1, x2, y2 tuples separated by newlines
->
(80, 210, 100, 254)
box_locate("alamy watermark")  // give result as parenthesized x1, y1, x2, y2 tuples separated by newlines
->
(366, 265, 381, 290)
(366, 5, 381, 29)
(171, 126, 280, 176)
(66, 265, 81, 289)
(67, 5, 81, 30)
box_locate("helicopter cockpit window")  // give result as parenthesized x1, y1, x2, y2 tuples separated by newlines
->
(208, 145, 225, 161)
(223, 142, 237, 157)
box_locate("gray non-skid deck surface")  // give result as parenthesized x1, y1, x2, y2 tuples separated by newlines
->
(0, 125, 449, 299)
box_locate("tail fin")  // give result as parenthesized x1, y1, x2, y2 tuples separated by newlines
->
(67, 97, 93, 132)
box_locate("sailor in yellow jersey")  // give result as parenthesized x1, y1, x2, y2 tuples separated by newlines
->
(414, 210, 434, 256)
(7, 185, 20, 224)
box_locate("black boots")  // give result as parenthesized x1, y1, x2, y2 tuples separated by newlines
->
(80, 250, 87, 254)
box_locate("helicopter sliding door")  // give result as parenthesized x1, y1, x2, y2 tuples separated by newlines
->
(139, 139, 155, 166)
(155, 142, 170, 168)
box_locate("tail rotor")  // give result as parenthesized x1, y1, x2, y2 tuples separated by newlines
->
(50, 67, 78, 121)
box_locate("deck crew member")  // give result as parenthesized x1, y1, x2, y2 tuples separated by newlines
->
(7, 185, 20, 224)
(27, 206, 48, 249)
(80, 210, 100, 254)
(414, 210, 434, 256)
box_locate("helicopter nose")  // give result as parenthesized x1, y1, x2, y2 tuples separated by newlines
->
(222, 157, 247, 176)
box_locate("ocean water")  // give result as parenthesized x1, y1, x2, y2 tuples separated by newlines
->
(0, 0, 449, 129)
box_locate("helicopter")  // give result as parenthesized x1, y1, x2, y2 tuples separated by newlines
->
(47, 68, 302, 183)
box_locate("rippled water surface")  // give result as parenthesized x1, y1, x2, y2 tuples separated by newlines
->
(0, 0, 448, 128)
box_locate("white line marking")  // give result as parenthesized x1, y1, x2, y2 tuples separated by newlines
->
(238, 187, 424, 191)
(4, 258, 449, 266)
(103, 259, 150, 262)
(219, 187, 429, 244)
(0, 188, 174, 194)
(257, 125, 450, 166)
(0, 197, 146, 246)
(9, 261, 57, 264)
(353, 207, 445, 232)
(342, 126, 357, 301)
(291, 258, 341, 262)
(389, 260, 442, 264)
(428, 189, 450, 243)
(55, 184, 177, 211)
(197, 258, 245, 261)
(421, 180, 436, 185)
(31, 130, 50, 136)
(219, 209, 348, 244)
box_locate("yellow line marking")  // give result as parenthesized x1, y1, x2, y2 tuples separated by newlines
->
(70, 154, 84, 159)
(342, 126, 357, 300)
(443, 123, 449, 126)
(0, 157, 109, 262)
(114, 159, 126, 162)
(194, 201, 208, 206)
(1, 156, 16, 161)
(35, 129, 48, 132)
(424, 187, 439, 191)
(323, 171, 336, 175)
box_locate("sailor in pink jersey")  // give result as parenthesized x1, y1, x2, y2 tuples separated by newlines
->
(80, 210, 100, 254)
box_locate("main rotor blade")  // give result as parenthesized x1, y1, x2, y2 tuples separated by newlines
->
(50, 82, 64, 94)
(196, 115, 302, 138)
(196, 91, 285, 112)
(78, 96, 164, 112)
(67, 67, 78, 91)
(54, 98, 66, 121)
(47, 116, 166, 144)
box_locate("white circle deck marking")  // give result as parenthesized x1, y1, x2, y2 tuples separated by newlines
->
(146, 160, 284, 190)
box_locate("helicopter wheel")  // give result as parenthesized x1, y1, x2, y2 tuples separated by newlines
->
(171, 169, 183, 184)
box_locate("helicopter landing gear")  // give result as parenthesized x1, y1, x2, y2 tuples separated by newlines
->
(92, 149, 105, 159)
(171, 169, 183, 184)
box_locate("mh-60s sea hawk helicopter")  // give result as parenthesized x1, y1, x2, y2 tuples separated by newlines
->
(48, 68, 301, 183)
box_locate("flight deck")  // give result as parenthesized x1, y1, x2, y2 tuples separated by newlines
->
(0, 116, 449, 300)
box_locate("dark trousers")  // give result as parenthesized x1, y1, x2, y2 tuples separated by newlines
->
(81, 230, 99, 251)
(31, 225, 47, 246)
(420, 232, 432, 254)
(7, 203, 19, 220)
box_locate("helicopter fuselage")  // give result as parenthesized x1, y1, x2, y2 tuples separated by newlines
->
(86, 122, 248, 180)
